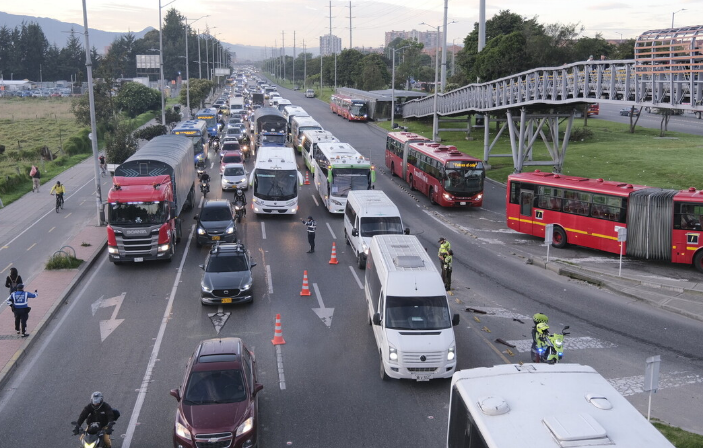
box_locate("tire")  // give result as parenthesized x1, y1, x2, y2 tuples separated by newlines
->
(196, 239, 202, 248)
(237, 213, 242, 223)
(429, 187, 436, 205)
(357, 253, 366, 270)
(380, 352, 389, 381)
(344, 229, 351, 246)
(408, 174, 415, 191)
(693, 251, 703, 274)
(552, 226, 568, 249)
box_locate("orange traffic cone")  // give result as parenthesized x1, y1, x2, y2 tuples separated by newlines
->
(329, 242, 339, 264)
(271, 314, 286, 345)
(300, 270, 312, 296)
(304, 171, 310, 185)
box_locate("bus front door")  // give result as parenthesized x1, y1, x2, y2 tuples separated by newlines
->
(519, 190, 534, 235)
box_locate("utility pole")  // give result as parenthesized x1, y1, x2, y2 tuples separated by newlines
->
(197, 29, 202, 78)
(282, 31, 285, 81)
(303, 40, 307, 89)
(347, 1, 354, 49)
(293, 31, 296, 87)
(441, 0, 448, 92)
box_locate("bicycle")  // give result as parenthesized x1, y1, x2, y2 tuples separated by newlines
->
(53, 193, 64, 213)
(100, 163, 107, 176)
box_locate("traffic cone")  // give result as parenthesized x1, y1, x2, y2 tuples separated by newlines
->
(300, 270, 312, 296)
(304, 171, 310, 185)
(271, 314, 286, 345)
(329, 242, 339, 264)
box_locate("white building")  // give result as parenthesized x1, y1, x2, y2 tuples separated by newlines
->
(320, 34, 342, 56)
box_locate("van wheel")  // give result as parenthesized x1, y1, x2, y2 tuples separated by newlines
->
(408, 174, 415, 191)
(368, 312, 372, 325)
(380, 352, 389, 381)
(552, 226, 568, 249)
(357, 253, 366, 269)
(344, 229, 351, 246)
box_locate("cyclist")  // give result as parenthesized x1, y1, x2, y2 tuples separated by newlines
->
(99, 155, 107, 176)
(50, 181, 66, 210)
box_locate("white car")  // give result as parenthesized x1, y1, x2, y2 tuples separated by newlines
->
(305, 89, 315, 98)
(221, 163, 248, 191)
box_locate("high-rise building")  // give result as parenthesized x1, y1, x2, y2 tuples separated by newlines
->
(320, 34, 342, 56)
(384, 29, 442, 49)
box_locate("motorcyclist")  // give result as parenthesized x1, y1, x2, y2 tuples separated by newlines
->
(234, 188, 247, 206)
(73, 392, 116, 448)
(200, 171, 210, 193)
(531, 313, 549, 362)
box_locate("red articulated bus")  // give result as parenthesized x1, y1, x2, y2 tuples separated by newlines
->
(587, 103, 600, 116)
(507, 170, 703, 272)
(330, 93, 369, 122)
(385, 132, 485, 207)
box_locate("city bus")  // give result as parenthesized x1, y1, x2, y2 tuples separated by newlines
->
(194, 108, 219, 138)
(171, 119, 209, 165)
(312, 142, 376, 213)
(385, 131, 430, 177)
(299, 130, 340, 172)
(385, 132, 485, 207)
(448, 364, 675, 448)
(506, 170, 703, 272)
(330, 93, 369, 122)
(249, 146, 303, 215)
(290, 115, 323, 149)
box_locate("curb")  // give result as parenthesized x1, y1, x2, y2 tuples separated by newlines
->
(0, 238, 107, 391)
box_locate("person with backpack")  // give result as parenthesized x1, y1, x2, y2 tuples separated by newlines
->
(5, 267, 22, 293)
(30, 165, 41, 192)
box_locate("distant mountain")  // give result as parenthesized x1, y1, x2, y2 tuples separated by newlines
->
(0, 12, 319, 61)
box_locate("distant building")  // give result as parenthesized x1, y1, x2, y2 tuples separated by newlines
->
(0, 80, 33, 91)
(320, 34, 342, 56)
(384, 29, 443, 49)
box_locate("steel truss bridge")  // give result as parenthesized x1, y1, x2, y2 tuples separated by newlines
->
(401, 26, 703, 173)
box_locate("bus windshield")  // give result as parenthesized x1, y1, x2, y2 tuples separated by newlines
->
(444, 163, 484, 195)
(108, 202, 167, 226)
(350, 104, 368, 116)
(253, 169, 297, 201)
(196, 115, 217, 129)
(360, 216, 403, 237)
(331, 168, 371, 197)
(385, 296, 452, 330)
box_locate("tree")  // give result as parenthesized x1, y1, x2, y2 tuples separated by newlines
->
(105, 119, 138, 165)
(58, 29, 85, 82)
(392, 39, 430, 89)
(337, 49, 364, 88)
(178, 78, 214, 114)
(573, 34, 615, 61)
(115, 82, 160, 118)
(70, 80, 115, 129)
(357, 54, 389, 90)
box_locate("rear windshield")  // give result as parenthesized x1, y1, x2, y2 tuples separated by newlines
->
(223, 143, 240, 151)
(223, 154, 242, 164)
(224, 166, 245, 176)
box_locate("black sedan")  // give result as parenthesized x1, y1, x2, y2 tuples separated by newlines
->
(619, 108, 640, 116)
(200, 243, 256, 305)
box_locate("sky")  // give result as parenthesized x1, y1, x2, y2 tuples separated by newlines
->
(4, 0, 701, 52)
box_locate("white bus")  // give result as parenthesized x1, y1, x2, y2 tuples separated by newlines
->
(299, 130, 339, 172)
(282, 105, 309, 144)
(312, 142, 376, 214)
(290, 115, 323, 149)
(249, 146, 303, 215)
(448, 363, 675, 448)
(365, 234, 459, 381)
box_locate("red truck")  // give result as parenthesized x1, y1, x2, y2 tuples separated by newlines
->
(106, 135, 196, 264)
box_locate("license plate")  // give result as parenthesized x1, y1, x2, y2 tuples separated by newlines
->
(221, 298, 232, 303)
(134, 257, 143, 262)
(460, 202, 466, 205)
(415, 375, 431, 381)
(212, 236, 220, 241)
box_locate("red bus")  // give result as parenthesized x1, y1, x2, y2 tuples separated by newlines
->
(330, 93, 369, 122)
(507, 170, 703, 272)
(587, 103, 600, 116)
(385, 132, 485, 207)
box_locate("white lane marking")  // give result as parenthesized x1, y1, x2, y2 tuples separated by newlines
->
(348, 265, 363, 289)
(311, 283, 334, 327)
(0, 256, 109, 413)
(275, 345, 286, 390)
(26, 243, 37, 251)
(0, 263, 11, 274)
(422, 209, 462, 235)
(266, 265, 273, 293)
(0, 177, 94, 250)
(261, 222, 267, 239)
(609, 372, 703, 397)
(506, 336, 618, 353)
(312, 195, 319, 207)
(326, 222, 337, 239)
(122, 224, 196, 448)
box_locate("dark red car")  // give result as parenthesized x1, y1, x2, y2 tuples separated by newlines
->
(171, 337, 262, 448)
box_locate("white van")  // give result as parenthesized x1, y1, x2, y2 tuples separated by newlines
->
(229, 97, 244, 114)
(344, 191, 408, 268)
(365, 234, 459, 381)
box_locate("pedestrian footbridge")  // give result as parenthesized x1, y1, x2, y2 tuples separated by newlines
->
(400, 26, 703, 172)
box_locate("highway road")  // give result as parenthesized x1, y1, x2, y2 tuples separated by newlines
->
(0, 82, 701, 447)
(597, 103, 703, 136)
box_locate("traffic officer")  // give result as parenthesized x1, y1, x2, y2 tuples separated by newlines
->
(302, 216, 317, 253)
(5, 283, 37, 337)
(438, 237, 451, 261)
(442, 249, 453, 291)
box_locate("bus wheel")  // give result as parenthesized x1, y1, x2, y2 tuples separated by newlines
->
(694, 251, 703, 273)
(380, 352, 389, 381)
(552, 226, 568, 249)
(408, 174, 415, 191)
(429, 187, 436, 205)
(390, 162, 396, 177)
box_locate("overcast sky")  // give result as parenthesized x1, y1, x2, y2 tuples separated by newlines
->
(5, 0, 700, 50)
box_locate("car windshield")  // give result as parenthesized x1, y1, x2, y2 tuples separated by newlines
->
(184, 369, 247, 404)
(207, 254, 249, 272)
(200, 206, 232, 221)
(108, 202, 167, 226)
(359, 216, 403, 237)
(385, 296, 452, 330)
(223, 154, 242, 164)
(224, 166, 245, 176)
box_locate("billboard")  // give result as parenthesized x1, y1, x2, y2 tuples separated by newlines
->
(214, 68, 231, 76)
(136, 55, 160, 69)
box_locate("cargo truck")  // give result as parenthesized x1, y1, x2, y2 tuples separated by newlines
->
(252, 107, 287, 152)
(106, 135, 196, 264)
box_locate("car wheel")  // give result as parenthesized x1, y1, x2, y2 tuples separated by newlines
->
(357, 253, 366, 270)
(552, 226, 568, 249)
(196, 239, 202, 248)
(380, 352, 389, 381)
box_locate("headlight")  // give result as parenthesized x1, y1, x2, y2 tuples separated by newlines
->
(84, 441, 98, 448)
(175, 421, 191, 439)
(201, 283, 212, 293)
(197, 227, 206, 235)
(158, 243, 170, 252)
(555, 340, 563, 347)
(108, 246, 119, 254)
(389, 346, 398, 362)
(476, 194, 483, 200)
(331, 199, 343, 206)
(285, 199, 296, 206)
(235, 417, 254, 436)
(226, 226, 235, 234)
(253, 198, 262, 205)
(447, 346, 456, 361)
(241, 282, 252, 291)
(443, 192, 453, 200)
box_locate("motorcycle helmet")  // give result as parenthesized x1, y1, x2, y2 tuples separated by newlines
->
(532, 313, 549, 325)
(536, 323, 549, 335)
(236, 188, 244, 195)
(91, 391, 104, 405)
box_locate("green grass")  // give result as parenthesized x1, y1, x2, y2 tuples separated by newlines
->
(45, 254, 83, 270)
(376, 117, 703, 190)
(653, 421, 703, 447)
(270, 77, 335, 104)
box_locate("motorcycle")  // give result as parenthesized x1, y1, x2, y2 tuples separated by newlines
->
(196, 160, 206, 179)
(210, 137, 221, 154)
(531, 325, 570, 364)
(200, 179, 210, 197)
(241, 144, 250, 161)
(234, 201, 246, 223)
(71, 409, 120, 448)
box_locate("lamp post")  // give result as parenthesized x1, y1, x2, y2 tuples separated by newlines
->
(185, 15, 208, 117)
(616, 32, 623, 43)
(421, 22, 441, 141)
(672, 9, 686, 28)
(158, 0, 176, 126)
(391, 45, 410, 130)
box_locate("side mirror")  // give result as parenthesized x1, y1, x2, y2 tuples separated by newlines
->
(250, 261, 257, 268)
(169, 388, 181, 401)
(351, 229, 358, 237)
(193, 215, 199, 220)
(199, 264, 204, 270)
(253, 383, 264, 395)
(452, 314, 460, 326)
(404, 227, 410, 235)
(372, 313, 381, 326)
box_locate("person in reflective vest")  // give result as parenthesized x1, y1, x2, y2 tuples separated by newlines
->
(438, 237, 451, 261)
(302, 216, 316, 253)
(5, 283, 37, 337)
(442, 250, 453, 291)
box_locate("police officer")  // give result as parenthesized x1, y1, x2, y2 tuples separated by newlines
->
(5, 283, 37, 337)
(302, 216, 317, 253)
(442, 249, 453, 291)
(438, 237, 451, 261)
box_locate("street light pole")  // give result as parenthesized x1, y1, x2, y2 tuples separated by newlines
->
(421, 22, 441, 141)
(158, 0, 175, 126)
(197, 29, 202, 78)
(672, 9, 686, 28)
(391, 45, 409, 130)
(185, 15, 208, 117)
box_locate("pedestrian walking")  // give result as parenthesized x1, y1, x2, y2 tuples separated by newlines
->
(6, 283, 37, 337)
(302, 216, 317, 253)
(5, 267, 23, 293)
(442, 249, 453, 291)
(438, 237, 451, 261)
(30, 165, 41, 192)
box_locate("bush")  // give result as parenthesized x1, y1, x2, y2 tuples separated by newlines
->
(569, 127, 594, 142)
(133, 124, 167, 141)
(115, 82, 161, 118)
(64, 136, 86, 155)
(46, 253, 83, 269)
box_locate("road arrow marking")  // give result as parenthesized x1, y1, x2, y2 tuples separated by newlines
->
(208, 305, 231, 334)
(91, 292, 126, 342)
(312, 283, 334, 328)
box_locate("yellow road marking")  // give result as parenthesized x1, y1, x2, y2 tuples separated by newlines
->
(26, 243, 36, 251)
(49, 227, 56, 233)
(64, 213, 72, 218)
